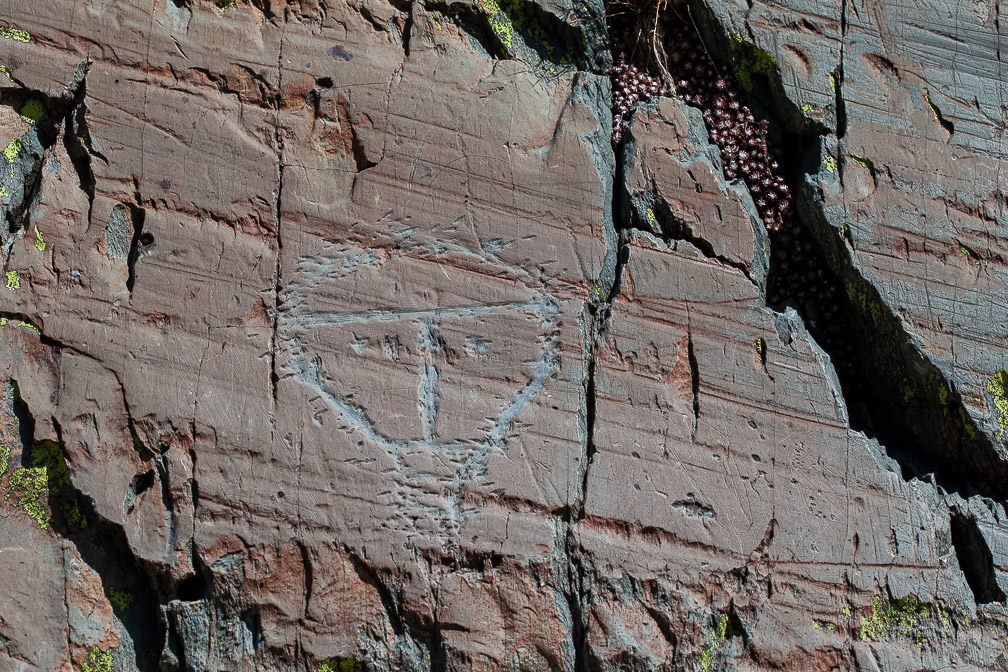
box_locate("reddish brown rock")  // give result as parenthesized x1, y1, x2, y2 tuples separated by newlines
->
(0, 1, 1007, 671)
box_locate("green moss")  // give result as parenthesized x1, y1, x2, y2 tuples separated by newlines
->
(317, 656, 364, 672)
(81, 128, 94, 156)
(729, 33, 775, 92)
(19, 99, 43, 125)
(109, 587, 134, 612)
(65, 497, 88, 529)
(81, 645, 115, 672)
(987, 369, 1008, 442)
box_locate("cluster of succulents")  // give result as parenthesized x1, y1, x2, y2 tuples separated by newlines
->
(768, 224, 861, 392)
(607, 17, 792, 231)
(608, 42, 672, 143)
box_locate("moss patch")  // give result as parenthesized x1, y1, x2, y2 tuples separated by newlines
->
(317, 656, 364, 672)
(81, 645, 115, 672)
(19, 99, 43, 125)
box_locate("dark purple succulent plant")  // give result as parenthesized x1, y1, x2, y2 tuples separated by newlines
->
(608, 18, 791, 231)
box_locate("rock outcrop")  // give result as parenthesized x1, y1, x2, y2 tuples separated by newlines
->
(0, 0, 1006, 671)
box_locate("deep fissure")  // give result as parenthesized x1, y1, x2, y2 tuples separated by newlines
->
(7, 383, 165, 671)
(949, 508, 1006, 604)
(600, 0, 1008, 633)
(605, 0, 1008, 506)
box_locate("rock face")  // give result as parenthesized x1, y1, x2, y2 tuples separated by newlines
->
(0, 1, 1006, 671)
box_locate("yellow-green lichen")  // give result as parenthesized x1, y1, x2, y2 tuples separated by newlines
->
(0, 24, 29, 43)
(858, 595, 930, 647)
(959, 243, 986, 268)
(937, 381, 950, 408)
(476, 0, 515, 54)
(849, 155, 875, 175)
(588, 270, 614, 307)
(829, 72, 837, 92)
(822, 155, 838, 175)
(216, 0, 237, 12)
(839, 222, 852, 244)
(961, 405, 980, 440)
(0, 64, 12, 81)
(34, 225, 45, 251)
(699, 613, 729, 672)
(109, 587, 134, 611)
(753, 337, 766, 356)
(589, 281, 606, 306)
(4, 137, 22, 164)
(19, 99, 43, 125)
(3, 440, 71, 529)
(81, 645, 115, 672)
(987, 369, 1008, 442)
(6, 466, 50, 527)
(846, 281, 884, 326)
(317, 655, 364, 672)
(0, 443, 9, 474)
(646, 207, 657, 228)
(923, 88, 940, 122)
(730, 33, 775, 92)
(5, 270, 19, 290)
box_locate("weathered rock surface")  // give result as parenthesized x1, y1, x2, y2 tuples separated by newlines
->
(0, 0, 1006, 671)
